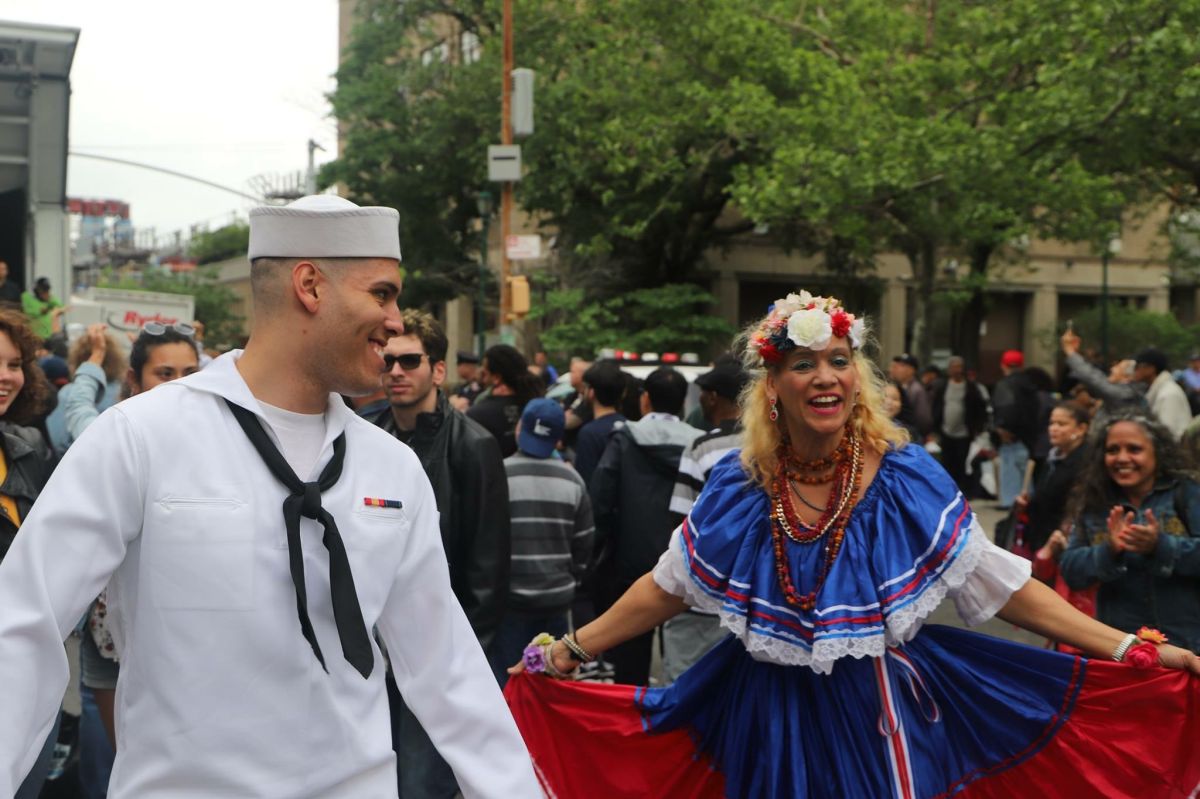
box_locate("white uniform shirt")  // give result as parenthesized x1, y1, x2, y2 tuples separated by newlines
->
(0, 352, 540, 798)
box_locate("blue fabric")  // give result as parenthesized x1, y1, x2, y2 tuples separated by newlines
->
(77, 683, 114, 799)
(638, 625, 1083, 799)
(1061, 477, 1200, 653)
(14, 711, 59, 799)
(996, 441, 1029, 509)
(677, 445, 974, 666)
(487, 610, 569, 688)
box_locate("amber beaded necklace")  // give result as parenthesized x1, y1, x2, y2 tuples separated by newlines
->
(769, 421, 864, 611)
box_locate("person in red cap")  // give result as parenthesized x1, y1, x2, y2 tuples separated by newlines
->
(992, 349, 1039, 509)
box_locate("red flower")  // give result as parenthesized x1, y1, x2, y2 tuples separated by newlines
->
(830, 310, 851, 339)
(759, 343, 782, 363)
(1126, 642, 1159, 669)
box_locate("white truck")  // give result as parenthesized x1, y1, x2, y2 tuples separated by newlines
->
(64, 287, 195, 351)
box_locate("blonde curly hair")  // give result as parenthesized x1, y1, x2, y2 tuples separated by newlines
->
(736, 309, 909, 491)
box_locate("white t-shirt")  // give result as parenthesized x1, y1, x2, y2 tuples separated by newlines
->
(258, 400, 328, 480)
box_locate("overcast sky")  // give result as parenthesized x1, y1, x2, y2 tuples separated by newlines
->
(0, 0, 340, 239)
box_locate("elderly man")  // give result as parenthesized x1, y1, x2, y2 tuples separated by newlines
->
(0, 195, 539, 798)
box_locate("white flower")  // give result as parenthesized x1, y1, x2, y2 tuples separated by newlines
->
(849, 318, 866, 349)
(786, 308, 833, 351)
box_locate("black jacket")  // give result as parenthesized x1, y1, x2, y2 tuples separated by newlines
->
(590, 416, 698, 586)
(992, 370, 1040, 449)
(374, 392, 510, 648)
(931, 378, 990, 440)
(0, 422, 55, 562)
(1024, 445, 1086, 553)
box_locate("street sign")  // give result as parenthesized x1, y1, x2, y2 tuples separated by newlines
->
(488, 145, 522, 182)
(506, 234, 542, 260)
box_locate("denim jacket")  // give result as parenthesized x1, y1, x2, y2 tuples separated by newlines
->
(1060, 477, 1200, 653)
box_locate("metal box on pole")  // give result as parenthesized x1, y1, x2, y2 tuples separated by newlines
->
(511, 68, 534, 138)
(488, 145, 522, 182)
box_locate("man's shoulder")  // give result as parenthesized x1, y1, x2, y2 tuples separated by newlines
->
(444, 407, 503, 456)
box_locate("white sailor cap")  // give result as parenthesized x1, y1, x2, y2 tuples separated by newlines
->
(247, 194, 401, 261)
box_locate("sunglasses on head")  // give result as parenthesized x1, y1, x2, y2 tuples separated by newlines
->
(383, 353, 428, 371)
(142, 321, 196, 338)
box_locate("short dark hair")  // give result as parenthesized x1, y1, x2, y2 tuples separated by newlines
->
(1134, 347, 1168, 375)
(398, 309, 448, 364)
(643, 367, 687, 415)
(130, 328, 198, 384)
(582, 360, 625, 407)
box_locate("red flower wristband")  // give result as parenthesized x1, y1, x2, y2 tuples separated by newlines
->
(1125, 642, 1159, 669)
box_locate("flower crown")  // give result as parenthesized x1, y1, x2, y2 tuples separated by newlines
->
(749, 291, 865, 365)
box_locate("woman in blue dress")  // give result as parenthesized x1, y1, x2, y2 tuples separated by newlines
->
(506, 293, 1200, 799)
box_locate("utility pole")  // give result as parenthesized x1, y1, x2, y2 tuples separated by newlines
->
(500, 0, 514, 333)
(305, 139, 325, 195)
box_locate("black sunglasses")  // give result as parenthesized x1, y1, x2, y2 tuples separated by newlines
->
(383, 353, 428, 371)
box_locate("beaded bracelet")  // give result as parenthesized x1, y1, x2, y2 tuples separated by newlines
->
(561, 633, 595, 664)
(1111, 633, 1138, 663)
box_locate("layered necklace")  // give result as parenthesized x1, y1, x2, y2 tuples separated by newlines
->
(769, 420, 864, 611)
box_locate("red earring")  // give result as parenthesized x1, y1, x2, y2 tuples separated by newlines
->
(769, 397, 779, 422)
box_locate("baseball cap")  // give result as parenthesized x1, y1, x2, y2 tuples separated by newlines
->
(1000, 350, 1024, 369)
(892, 353, 918, 369)
(695, 362, 750, 401)
(517, 398, 565, 458)
(456, 350, 481, 365)
(38, 355, 69, 387)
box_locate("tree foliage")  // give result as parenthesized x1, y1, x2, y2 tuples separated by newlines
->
(529, 283, 736, 359)
(328, 0, 1200, 360)
(188, 223, 250, 265)
(1037, 304, 1200, 370)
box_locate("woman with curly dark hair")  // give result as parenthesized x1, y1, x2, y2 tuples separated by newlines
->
(1060, 410, 1200, 653)
(0, 309, 57, 799)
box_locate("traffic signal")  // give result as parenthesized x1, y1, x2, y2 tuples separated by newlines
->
(509, 274, 530, 319)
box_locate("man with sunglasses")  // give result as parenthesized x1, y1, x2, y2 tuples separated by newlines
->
(0, 195, 538, 799)
(373, 308, 510, 798)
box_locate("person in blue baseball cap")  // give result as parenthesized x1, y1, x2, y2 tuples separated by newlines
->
(489, 396, 594, 686)
(516, 397, 566, 458)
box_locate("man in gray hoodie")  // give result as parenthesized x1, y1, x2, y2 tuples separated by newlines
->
(589, 366, 702, 684)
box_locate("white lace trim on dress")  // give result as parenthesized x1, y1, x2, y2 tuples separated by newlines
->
(651, 517, 1029, 675)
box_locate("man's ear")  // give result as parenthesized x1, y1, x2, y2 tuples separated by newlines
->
(292, 261, 322, 313)
(432, 360, 448, 388)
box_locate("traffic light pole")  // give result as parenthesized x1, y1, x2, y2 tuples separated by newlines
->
(500, 0, 513, 331)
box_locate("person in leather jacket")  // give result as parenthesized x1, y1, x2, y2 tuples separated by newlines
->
(373, 309, 510, 799)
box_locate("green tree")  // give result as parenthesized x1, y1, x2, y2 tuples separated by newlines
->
(188, 223, 250, 265)
(530, 283, 736, 359)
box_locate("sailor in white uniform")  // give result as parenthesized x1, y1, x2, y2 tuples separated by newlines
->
(0, 195, 541, 798)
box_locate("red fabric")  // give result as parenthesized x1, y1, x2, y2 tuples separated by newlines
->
(504, 674, 725, 798)
(949, 660, 1200, 798)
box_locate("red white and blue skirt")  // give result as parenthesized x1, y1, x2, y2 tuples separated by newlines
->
(506, 625, 1200, 798)
(507, 448, 1200, 798)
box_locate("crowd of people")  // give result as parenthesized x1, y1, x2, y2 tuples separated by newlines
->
(0, 195, 1197, 799)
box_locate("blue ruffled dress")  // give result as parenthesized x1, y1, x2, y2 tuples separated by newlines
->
(506, 445, 1200, 798)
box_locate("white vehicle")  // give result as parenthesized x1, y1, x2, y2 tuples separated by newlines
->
(64, 287, 195, 351)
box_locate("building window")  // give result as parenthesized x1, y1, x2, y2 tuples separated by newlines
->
(460, 30, 481, 64)
(420, 40, 449, 66)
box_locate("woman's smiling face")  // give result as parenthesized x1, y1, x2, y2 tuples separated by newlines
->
(1104, 421, 1157, 498)
(766, 338, 858, 438)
